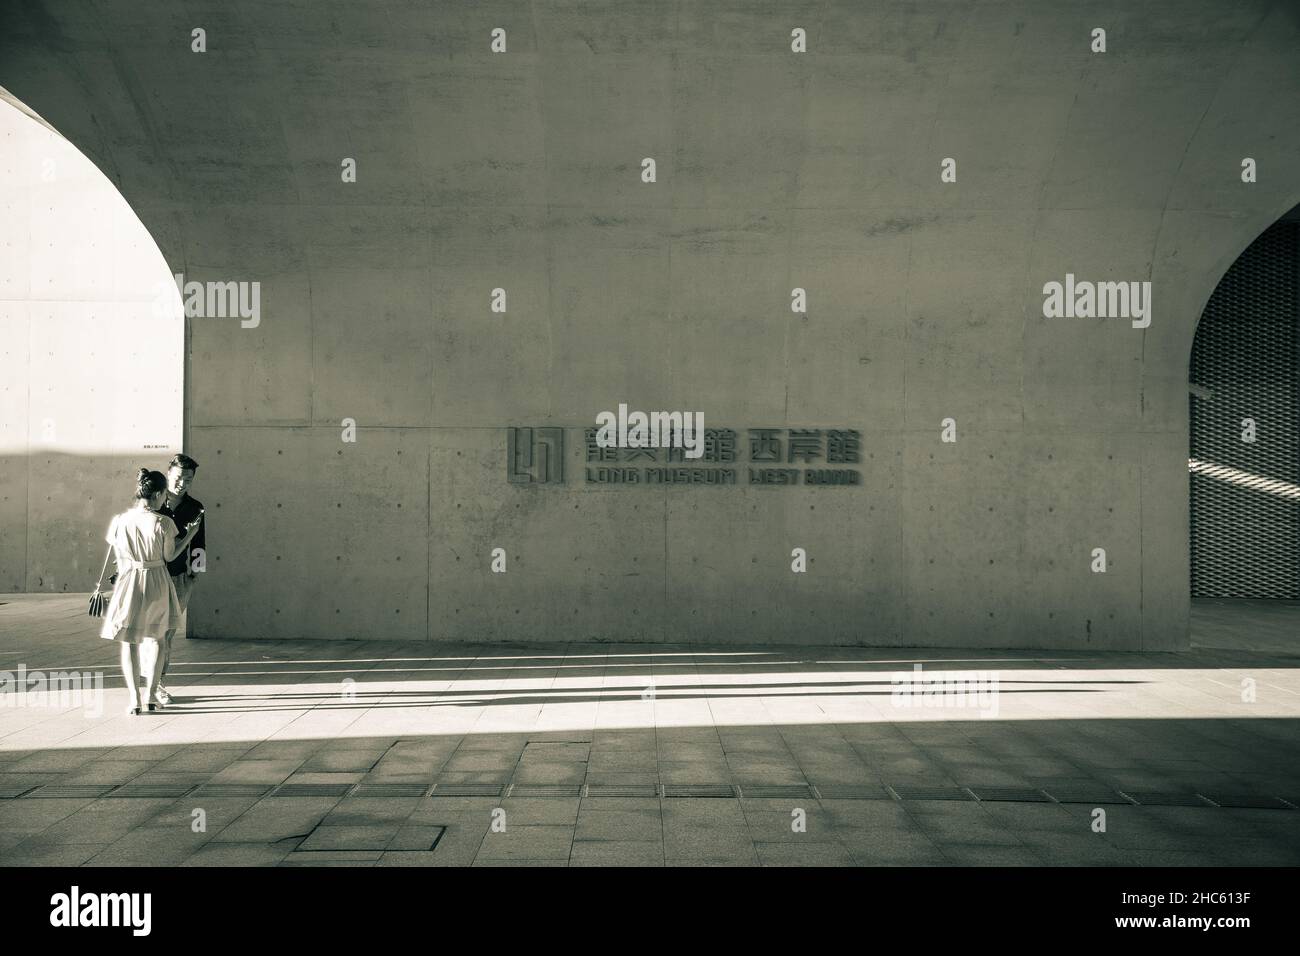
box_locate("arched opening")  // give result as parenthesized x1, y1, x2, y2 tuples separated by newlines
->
(0, 87, 183, 592)
(1189, 203, 1300, 605)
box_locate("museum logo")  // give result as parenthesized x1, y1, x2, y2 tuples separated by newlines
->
(506, 424, 864, 487)
(507, 427, 564, 484)
(1042, 273, 1151, 329)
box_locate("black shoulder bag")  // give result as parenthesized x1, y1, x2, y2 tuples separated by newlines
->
(88, 546, 113, 617)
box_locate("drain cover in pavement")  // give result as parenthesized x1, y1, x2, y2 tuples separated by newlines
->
(1199, 794, 1291, 809)
(28, 784, 115, 799)
(1121, 791, 1213, 807)
(1039, 787, 1132, 805)
(508, 784, 583, 797)
(106, 784, 196, 798)
(191, 784, 275, 798)
(431, 783, 505, 797)
(969, 787, 1051, 803)
(815, 786, 894, 800)
(584, 784, 660, 798)
(662, 784, 736, 798)
(890, 786, 975, 801)
(739, 784, 814, 800)
(351, 784, 430, 797)
(271, 783, 355, 797)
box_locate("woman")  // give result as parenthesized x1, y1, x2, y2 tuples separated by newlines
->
(100, 469, 203, 714)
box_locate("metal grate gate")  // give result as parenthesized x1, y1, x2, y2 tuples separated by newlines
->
(1189, 220, 1300, 599)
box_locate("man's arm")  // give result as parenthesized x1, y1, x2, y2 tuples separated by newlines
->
(165, 516, 202, 563)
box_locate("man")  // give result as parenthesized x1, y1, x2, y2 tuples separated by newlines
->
(141, 453, 205, 704)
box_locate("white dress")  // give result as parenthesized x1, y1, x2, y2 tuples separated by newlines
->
(99, 508, 182, 644)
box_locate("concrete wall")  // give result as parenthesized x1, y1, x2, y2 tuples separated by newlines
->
(0, 93, 182, 593)
(2, 1, 1299, 648)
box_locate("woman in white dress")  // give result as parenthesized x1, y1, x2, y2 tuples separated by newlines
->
(100, 469, 203, 714)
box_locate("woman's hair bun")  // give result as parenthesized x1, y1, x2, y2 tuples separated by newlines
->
(134, 468, 167, 500)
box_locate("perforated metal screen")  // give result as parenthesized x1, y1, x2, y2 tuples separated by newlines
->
(1189, 220, 1300, 599)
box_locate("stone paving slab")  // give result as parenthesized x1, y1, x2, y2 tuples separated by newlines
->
(2, 593, 1299, 866)
(570, 840, 665, 866)
(476, 825, 576, 861)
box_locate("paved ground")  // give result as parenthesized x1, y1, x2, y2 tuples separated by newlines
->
(0, 593, 1297, 866)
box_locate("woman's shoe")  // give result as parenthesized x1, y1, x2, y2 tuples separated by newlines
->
(125, 704, 142, 716)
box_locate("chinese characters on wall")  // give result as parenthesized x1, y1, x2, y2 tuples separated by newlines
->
(583, 427, 862, 486)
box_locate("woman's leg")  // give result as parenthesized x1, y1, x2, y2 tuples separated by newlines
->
(159, 633, 172, 681)
(142, 638, 164, 705)
(138, 639, 157, 685)
(158, 573, 189, 695)
(120, 642, 142, 710)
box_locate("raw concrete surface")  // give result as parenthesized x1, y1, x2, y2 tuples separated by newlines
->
(1, 2, 1299, 647)
(0, 94, 183, 593)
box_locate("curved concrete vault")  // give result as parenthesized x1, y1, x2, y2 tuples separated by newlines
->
(0, 87, 183, 593)
(2, 1, 1299, 648)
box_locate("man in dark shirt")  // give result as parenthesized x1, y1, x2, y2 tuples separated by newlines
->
(150, 453, 205, 704)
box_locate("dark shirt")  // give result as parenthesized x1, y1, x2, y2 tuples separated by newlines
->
(161, 494, 205, 577)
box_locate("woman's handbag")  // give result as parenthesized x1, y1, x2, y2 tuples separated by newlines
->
(88, 546, 113, 617)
